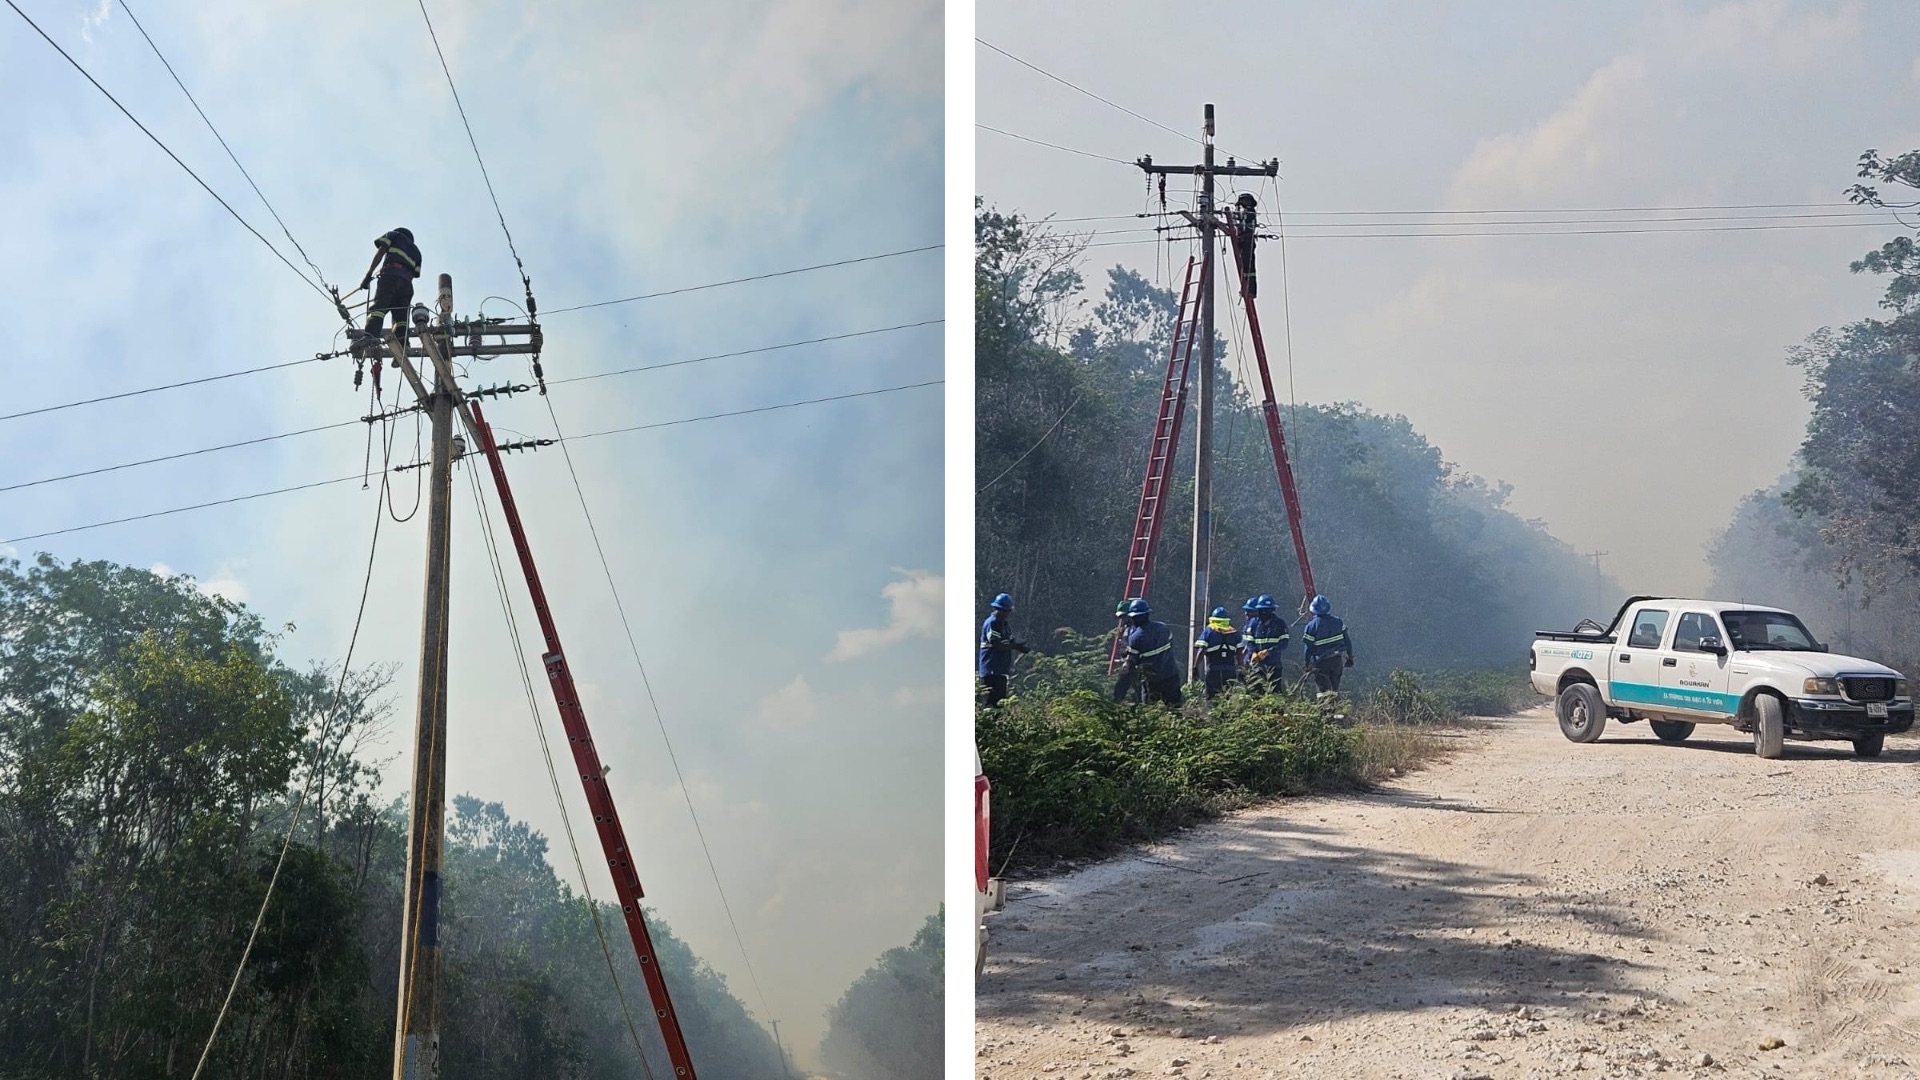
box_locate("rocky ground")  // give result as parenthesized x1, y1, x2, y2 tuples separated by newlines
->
(975, 711, 1920, 1079)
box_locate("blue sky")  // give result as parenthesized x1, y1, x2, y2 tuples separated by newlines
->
(1, 0, 940, 1060)
(979, 0, 1920, 595)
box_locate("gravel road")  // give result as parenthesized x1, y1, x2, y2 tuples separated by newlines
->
(975, 711, 1920, 1079)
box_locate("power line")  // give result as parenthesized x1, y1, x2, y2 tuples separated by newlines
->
(543, 244, 944, 315)
(5, 321, 939, 493)
(549, 318, 943, 386)
(188, 457, 389, 1080)
(4, 380, 940, 544)
(978, 123, 1131, 165)
(0, 418, 361, 494)
(115, 0, 334, 291)
(538, 390, 780, 1028)
(0, 353, 339, 425)
(1080, 219, 1897, 246)
(976, 38, 1198, 148)
(416, 0, 531, 300)
(978, 393, 1082, 493)
(563, 379, 941, 443)
(3, 0, 331, 303)
(1044, 201, 1867, 223)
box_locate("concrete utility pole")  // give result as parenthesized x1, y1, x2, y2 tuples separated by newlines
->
(1138, 106, 1278, 670)
(393, 274, 458, 1080)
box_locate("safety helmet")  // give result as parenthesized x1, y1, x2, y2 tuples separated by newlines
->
(1127, 598, 1152, 617)
(1210, 606, 1229, 619)
(1310, 595, 1332, 615)
(1236, 192, 1257, 209)
(990, 592, 1013, 611)
(1116, 599, 1134, 617)
(1242, 596, 1259, 612)
(392, 227, 414, 243)
(1256, 594, 1276, 612)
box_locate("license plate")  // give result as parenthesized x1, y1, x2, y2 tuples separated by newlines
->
(1867, 702, 1889, 718)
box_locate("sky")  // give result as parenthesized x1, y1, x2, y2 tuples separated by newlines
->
(979, 0, 1920, 598)
(0, 0, 940, 1064)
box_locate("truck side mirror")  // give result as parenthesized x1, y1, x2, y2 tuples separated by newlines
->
(1699, 637, 1727, 655)
(1815, 643, 1830, 653)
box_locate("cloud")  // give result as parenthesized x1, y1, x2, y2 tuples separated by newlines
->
(756, 675, 819, 732)
(890, 685, 941, 708)
(1682, 0, 1862, 71)
(1911, 53, 1920, 83)
(1450, 55, 1654, 204)
(147, 561, 248, 604)
(825, 569, 941, 661)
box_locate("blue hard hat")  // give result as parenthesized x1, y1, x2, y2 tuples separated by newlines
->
(1310, 595, 1332, 615)
(1256, 594, 1276, 611)
(1242, 596, 1259, 612)
(1127, 598, 1152, 616)
(990, 592, 1013, 610)
(1210, 606, 1229, 619)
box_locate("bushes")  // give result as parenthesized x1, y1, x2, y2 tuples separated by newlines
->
(978, 687, 1365, 871)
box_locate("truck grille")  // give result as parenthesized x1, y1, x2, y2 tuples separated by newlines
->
(1843, 676, 1893, 702)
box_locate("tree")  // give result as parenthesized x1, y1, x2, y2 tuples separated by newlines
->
(817, 908, 943, 1080)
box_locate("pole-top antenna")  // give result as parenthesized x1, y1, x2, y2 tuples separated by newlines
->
(1204, 102, 1215, 138)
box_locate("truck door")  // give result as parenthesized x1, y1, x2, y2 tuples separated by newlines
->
(1657, 610, 1736, 718)
(1608, 606, 1670, 711)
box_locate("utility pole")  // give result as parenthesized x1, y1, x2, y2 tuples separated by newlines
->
(1138, 105, 1278, 668)
(769, 1019, 795, 1080)
(394, 274, 458, 1080)
(1581, 550, 1607, 615)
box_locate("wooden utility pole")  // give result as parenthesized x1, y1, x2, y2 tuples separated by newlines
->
(393, 274, 458, 1080)
(1138, 106, 1278, 668)
(1581, 550, 1607, 615)
(769, 1019, 794, 1079)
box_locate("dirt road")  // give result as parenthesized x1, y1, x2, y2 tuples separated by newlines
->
(976, 711, 1920, 1079)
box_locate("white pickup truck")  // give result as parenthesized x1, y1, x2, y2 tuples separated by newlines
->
(1531, 596, 1911, 759)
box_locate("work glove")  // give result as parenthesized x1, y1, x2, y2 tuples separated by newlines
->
(359, 275, 372, 292)
(1344, 655, 1355, 668)
(1011, 642, 1031, 654)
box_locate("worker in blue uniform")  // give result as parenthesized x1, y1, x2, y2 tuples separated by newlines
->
(1195, 606, 1243, 700)
(1299, 594, 1354, 692)
(1113, 598, 1182, 707)
(977, 592, 1028, 707)
(349, 227, 423, 358)
(1241, 594, 1291, 693)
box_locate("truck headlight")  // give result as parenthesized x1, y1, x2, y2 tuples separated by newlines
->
(1897, 679, 1910, 699)
(1803, 677, 1839, 695)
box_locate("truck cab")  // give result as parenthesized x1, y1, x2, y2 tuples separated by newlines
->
(974, 744, 1005, 975)
(1531, 597, 1911, 758)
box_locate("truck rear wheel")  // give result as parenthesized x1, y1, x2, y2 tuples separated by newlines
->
(1649, 720, 1694, 743)
(1557, 683, 1607, 743)
(1752, 695, 1785, 759)
(1854, 733, 1884, 758)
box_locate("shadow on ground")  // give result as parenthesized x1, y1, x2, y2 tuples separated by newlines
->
(1593, 728, 1920, 762)
(978, 812, 1658, 1037)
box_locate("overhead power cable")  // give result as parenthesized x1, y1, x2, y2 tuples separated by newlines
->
(543, 244, 944, 315)
(115, 0, 334, 291)
(415, 0, 532, 301)
(976, 38, 1198, 148)
(1081, 219, 1895, 246)
(4, 321, 938, 492)
(4, 380, 940, 544)
(3, 0, 331, 303)
(1041, 201, 1867, 223)
(0, 353, 339, 425)
(978, 393, 1082, 493)
(978, 123, 1131, 165)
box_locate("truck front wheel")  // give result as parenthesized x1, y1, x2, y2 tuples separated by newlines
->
(1854, 733, 1884, 758)
(1650, 720, 1694, 743)
(1752, 695, 1785, 759)
(1557, 683, 1607, 743)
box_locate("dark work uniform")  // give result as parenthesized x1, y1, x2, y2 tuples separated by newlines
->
(1300, 613, 1354, 692)
(364, 229, 423, 344)
(1231, 201, 1258, 298)
(977, 611, 1019, 707)
(1241, 613, 1290, 692)
(1195, 621, 1243, 700)
(1114, 620, 1183, 706)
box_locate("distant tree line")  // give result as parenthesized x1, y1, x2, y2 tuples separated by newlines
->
(977, 201, 1599, 672)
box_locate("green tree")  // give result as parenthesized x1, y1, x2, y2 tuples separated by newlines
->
(817, 909, 943, 1080)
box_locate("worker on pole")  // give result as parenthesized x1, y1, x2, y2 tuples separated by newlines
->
(1299, 595, 1355, 693)
(1242, 594, 1291, 693)
(1195, 606, 1243, 701)
(977, 593, 1028, 708)
(349, 227, 423, 357)
(1231, 192, 1259, 298)
(1113, 599, 1182, 707)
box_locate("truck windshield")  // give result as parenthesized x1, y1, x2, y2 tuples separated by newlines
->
(1719, 610, 1818, 651)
